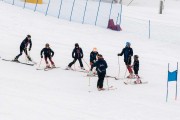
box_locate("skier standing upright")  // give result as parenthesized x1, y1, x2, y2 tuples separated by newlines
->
(90, 54, 108, 91)
(67, 43, 85, 70)
(118, 42, 133, 78)
(14, 35, 32, 61)
(133, 55, 142, 84)
(40, 43, 55, 68)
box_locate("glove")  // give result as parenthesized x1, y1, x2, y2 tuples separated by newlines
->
(29, 48, 31, 51)
(41, 55, 43, 58)
(117, 54, 120, 56)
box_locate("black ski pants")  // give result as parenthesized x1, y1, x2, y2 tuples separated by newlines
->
(68, 58, 83, 67)
(16, 47, 28, 59)
(97, 72, 106, 88)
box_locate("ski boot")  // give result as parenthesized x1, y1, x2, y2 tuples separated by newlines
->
(46, 64, 51, 69)
(13, 57, 19, 62)
(127, 73, 134, 79)
(134, 78, 142, 84)
(65, 66, 72, 70)
(52, 64, 56, 68)
(27, 56, 32, 61)
(81, 67, 85, 70)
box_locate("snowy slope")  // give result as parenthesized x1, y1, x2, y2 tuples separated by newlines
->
(0, 1, 180, 120)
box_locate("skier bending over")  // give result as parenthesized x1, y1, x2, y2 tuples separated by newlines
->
(67, 43, 85, 70)
(90, 47, 98, 67)
(118, 42, 133, 78)
(41, 43, 55, 68)
(90, 54, 108, 91)
(14, 35, 32, 61)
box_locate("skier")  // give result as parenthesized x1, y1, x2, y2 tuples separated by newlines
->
(118, 42, 133, 78)
(90, 54, 108, 91)
(90, 47, 98, 67)
(14, 35, 32, 61)
(40, 43, 55, 68)
(67, 43, 85, 70)
(133, 55, 142, 84)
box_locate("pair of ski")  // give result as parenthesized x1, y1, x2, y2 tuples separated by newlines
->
(64, 68, 89, 73)
(124, 81, 148, 85)
(1, 59, 35, 66)
(36, 67, 60, 71)
(85, 74, 121, 80)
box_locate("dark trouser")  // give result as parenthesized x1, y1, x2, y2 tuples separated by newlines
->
(97, 73, 106, 88)
(90, 61, 95, 68)
(45, 56, 54, 65)
(134, 68, 139, 75)
(124, 57, 131, 66)
(68, 58, 83, 67)
(16, 47, 27, 59)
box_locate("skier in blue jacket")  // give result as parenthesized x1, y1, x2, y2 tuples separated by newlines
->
(118, 42, 133, 78)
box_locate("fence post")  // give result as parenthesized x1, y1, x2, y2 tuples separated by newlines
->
(23, 0, 27, 9)
(149, 20, 151, 39)
(34, 0, 38, 12)
(45, 0, 51, 16)
(12, 0, 14, 5)
(108, 0, 113, 20)
(58, 0, 63, 18)
(70, 0, 76, 21)
(82, 0, 88, 24)
(159, 0, 163, 14)
(95, 0, 102, 26)
(119, 0, 122, 25)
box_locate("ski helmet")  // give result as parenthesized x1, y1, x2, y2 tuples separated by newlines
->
(45, 43, 50, 48)
(126, 42, 131, 47)
(75, 43, 79, 47)
(134, 55, 139, 59)
(27, 35, 31, 38)
(97, 54, 103, 58)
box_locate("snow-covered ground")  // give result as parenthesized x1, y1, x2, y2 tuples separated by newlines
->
(0, 1, 180, 120)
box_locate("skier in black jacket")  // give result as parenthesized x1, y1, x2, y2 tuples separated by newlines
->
(90, 54, 108, 91)
(118, 42, 133, 78)
(67, 43, 85, 70)
(133, 55, 142, 84)
(90, 47, 98, 67)
(14, 35, 32, 61)
(41, 43, 55, 68)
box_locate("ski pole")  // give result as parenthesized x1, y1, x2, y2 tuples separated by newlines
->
(82, 58, 90, 69)
(106, 77, 109, 91)
(117, 56, 120, 78)
(124, 66, 127, 79)
(38, 58, 42, 68)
